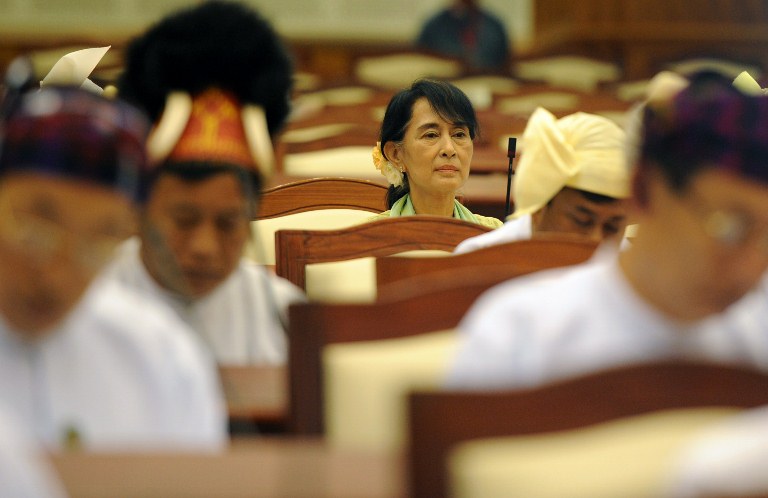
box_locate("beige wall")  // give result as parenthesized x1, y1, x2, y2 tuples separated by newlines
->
(0, 0, 533, 49)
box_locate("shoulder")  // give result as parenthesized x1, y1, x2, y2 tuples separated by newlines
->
(455, 217, 529, 253)
(460, 259, 613, 346)
(70, 278, 210, 369)
(237, 260, 307, 304)
(445, 261, 611, 389)
(366, 210, 393, 223)
(473, 213, 504, 229)
(61, 278, 227, 447)
(102, 236, 142, 276)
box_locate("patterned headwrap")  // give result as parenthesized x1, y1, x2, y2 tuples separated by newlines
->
(512, 107, 629, 217)
(0, 87, 151, 202)
(640, 70, 768, 188)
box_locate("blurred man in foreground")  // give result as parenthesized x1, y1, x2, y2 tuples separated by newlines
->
(447, 71, 768, 389)
(0, 84, 225, 449)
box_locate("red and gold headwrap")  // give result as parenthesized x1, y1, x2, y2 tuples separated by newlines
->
(146, 88, 274, 178)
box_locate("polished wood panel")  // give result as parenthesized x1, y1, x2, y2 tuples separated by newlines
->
(408, 361, 768, 498)
(376, 235, 597, 295)
(288, 271, 499, 435)
(257, 177, 388, 219)
(219, 366, 287, 427)
(275, 216, 491, 289)
(53, 438, 405, 498)
(532, 0, 768, 79)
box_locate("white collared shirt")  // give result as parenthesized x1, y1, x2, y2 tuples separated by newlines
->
(446, 252, 768, 389)
(454, 215, 533, 254)
(104, 237, 306, 365)
(0, 278, 227, 450)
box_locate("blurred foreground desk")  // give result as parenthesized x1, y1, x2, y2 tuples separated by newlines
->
(53, 438, 405, 498)
(219, 366, 288, 432)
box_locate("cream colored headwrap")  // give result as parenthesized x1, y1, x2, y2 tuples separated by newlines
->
(511, 107, 629, 218)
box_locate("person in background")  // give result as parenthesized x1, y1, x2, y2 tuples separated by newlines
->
(455, 107, 630, 253)
(416, 0, 511, 73)
(446, 71, 768, 389)
(0, 84, 225, 449)
(369, 78, 502, 229)
(108, 1, 305, 365)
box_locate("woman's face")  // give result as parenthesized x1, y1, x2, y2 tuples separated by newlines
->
(387, 97, 473, 199)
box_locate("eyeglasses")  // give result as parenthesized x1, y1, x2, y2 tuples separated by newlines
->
(0, 203, 129, 272)
(684, 190, 768, 253)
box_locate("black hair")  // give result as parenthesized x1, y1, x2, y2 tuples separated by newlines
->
(578, 189, 620, 204)
(378, 79, 478, 208)
(118, 0, 294, 137)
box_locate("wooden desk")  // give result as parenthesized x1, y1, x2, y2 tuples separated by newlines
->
(53, 438, 405, 498)
(219, 366, 288, 429)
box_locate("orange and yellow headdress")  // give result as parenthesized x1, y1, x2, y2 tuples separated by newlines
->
(117, 1, 294, 180)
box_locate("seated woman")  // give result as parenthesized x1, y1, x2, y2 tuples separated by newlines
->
(369, 79, 502, 228)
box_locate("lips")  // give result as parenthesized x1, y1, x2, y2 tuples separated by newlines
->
(435, 165, 459, 172)
(183, 269, 223, 283)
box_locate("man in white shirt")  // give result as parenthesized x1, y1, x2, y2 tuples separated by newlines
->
(446, 71, 768, 389)
(455, 108, 631, 253)
(108, 2, 305, 365)
(0, 86, 226, 448)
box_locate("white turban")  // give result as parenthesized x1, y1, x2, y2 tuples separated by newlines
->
(511, 107, 630, 218)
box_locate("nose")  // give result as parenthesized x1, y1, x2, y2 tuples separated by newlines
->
(439, 136, 457, 157)
(583, 225, 604, 243)
(188, 221, 220, 259)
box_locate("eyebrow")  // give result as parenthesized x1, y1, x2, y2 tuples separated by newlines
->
(415, 121, 469, 133)
(574, 206, 626, 221)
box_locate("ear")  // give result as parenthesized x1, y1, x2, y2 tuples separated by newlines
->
(530, 205, 546, 232)
(383, 141, 404, 172)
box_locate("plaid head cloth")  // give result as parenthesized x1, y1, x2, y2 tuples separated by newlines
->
(0, 86, 151, 202)
(640, 70, 768, 187)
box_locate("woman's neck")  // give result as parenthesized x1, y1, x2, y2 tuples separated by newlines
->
(409, 190, 455, 217)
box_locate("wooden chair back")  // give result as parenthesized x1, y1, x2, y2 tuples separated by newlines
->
(408, 362, 768, 498)
(288, 284, 482, 435)
(290, 245, 553, 435)
(275, 216, 491, 289)
(376, 235, 598, 297)
(256, 177, 387, 219)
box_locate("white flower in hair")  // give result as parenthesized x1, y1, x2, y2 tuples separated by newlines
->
(372, 142, 404, 187)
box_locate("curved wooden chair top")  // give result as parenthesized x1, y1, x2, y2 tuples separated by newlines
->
(409, 361, 768, 498)
(376, 234, 598, 296)
(256, 177, 388, 219)
(275, 215, 491, 289)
